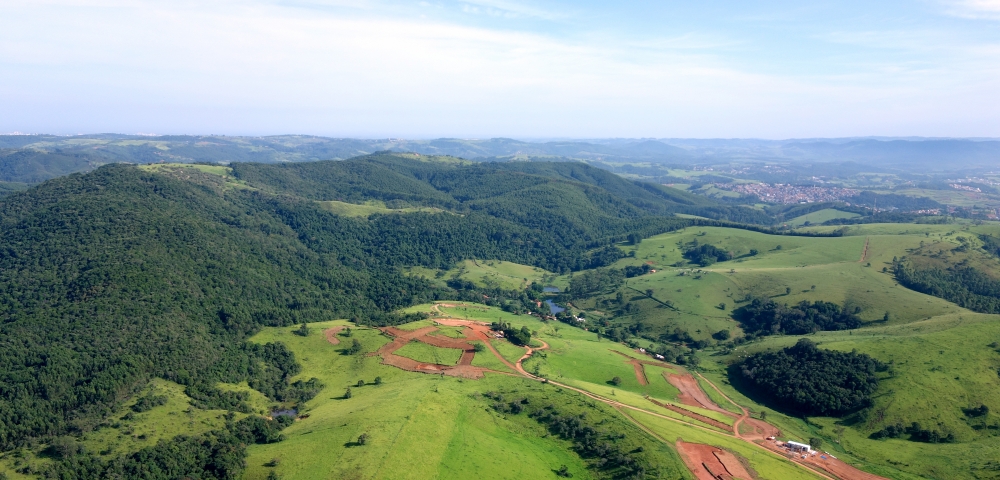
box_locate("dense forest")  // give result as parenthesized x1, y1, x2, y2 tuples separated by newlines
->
(0, 155, 718, 455)
(731, 299, 863, 335)
(893, 260, 1000, 314)
(733, 339, 883, 416)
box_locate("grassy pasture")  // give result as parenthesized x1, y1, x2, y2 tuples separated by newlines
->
(408, 260, 562, 290)
(785, 208, 860, 226)
(316, 199, 444, 217)
(395, 340, 464, 365)
(77, 379, 239, 457)
(240, 316, 696, 480)
(469, 341, 515, 373)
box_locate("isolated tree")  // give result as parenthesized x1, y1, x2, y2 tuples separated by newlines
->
(759, 410, 767, 420)
(785, 287, 792, 295)
(775, 245, 783, 250)
(556, 465, 573, 478)
(356, 379, 365, 387)
(712, 330, 730, 341)
(347, 338, 363, 355)
(344, 387, 352, 399)
(294, 323, 310, 337)
(344, 327, 353, 337)
(717, 302, 727, 310)
(266, 471, 280, 480)
(357, 433, 369, 445)
(374, 376, 382, 385)
(473, 343, 486, 353)
(809, 437, 823, 449)
(610, 376, 622, 386)
(645, 289, 654, 298)
(883, 311, 891, 322)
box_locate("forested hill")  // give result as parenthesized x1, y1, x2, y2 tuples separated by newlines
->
(0, 156, 709, 450)
(230, 153, 771, 225)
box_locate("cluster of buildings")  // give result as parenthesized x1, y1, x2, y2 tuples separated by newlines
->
(715, 183, 860, 204)
(950, 183, 983, 193)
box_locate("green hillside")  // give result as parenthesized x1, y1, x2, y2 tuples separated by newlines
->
(3, 152, 1000, 479)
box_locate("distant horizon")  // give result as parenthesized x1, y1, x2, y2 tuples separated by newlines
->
(4, 132, 1000, 142)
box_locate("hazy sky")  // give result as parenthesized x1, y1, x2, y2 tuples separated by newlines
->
(2, 0, 998, 138)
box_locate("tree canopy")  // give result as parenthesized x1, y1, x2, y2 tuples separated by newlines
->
(734, 338, 883, 416)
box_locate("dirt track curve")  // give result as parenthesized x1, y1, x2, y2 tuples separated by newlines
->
(362, 304, 884, 480)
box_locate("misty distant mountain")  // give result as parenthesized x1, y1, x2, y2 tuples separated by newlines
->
(0, 133, 996, 184)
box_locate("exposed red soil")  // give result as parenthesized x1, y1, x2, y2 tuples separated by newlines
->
(859, 236, 870, 263)
(675, 441, 752, 480)
(756, 438, 887, 480)
(647, 398, 734, 432)
(323, 326, 345, 345)
(611, 350, 678, 387)
(713, 450, 753, 479)
(372, 314, 525, 379)
(631, 361, 649, 385)
(665, 373, 738, 418)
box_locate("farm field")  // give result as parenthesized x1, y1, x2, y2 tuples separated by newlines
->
(785, 208, 860, 226)
(408, 260, 562, 291)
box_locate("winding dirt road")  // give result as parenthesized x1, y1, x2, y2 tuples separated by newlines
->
(372, 305, 882, 480)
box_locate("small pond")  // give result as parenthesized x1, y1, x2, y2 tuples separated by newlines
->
(544, 299, 565, 315)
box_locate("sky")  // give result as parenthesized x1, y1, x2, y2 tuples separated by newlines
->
(1, 0, 998, 138)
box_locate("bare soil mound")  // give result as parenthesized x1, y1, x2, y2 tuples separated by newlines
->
(675, 441, 752, 480)
(324, 326, 345, 345)
(665, 373, 737, 418)
(372, 317, 518, 379)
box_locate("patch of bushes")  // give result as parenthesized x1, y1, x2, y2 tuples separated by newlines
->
(131, 394, 169, 413)
(491, 322, 531, 346)
(732, 298, 862, 336)
(682, 241, 732, 266)
(733, 338, 882, 416)
(870, 421, 955, 443)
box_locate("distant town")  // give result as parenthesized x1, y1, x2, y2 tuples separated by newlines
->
(714, 183, 860, 204)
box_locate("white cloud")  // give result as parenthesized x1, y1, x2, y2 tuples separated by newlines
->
(944, 0, 1000, 19)
(0, 1, 998, 137)
(459, 0, 563, 20)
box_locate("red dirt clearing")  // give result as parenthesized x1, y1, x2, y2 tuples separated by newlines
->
(675, 441, 752, 480)
(631, 361, 649, 385)
(324, 326, 345, 345)
(665, 373, 737, 418)
(373, 317, 521, 380)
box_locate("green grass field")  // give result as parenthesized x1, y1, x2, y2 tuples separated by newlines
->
(395, 339, 464, 365)
(408, 260, 562, 290)
(785, 208, 860, 226)
(316, 199, 445, 217)
(239, 317, 695, 480)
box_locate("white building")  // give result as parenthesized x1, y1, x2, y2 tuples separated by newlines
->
(786, 441, 811, 453)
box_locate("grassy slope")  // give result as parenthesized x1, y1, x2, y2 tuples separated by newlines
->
(395, 340, 464, 365)
(785, 208, 860, 226)
(242, 317, 691, 480)
(547, 222, 1000, 478)
(408, 259, 563, 291)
